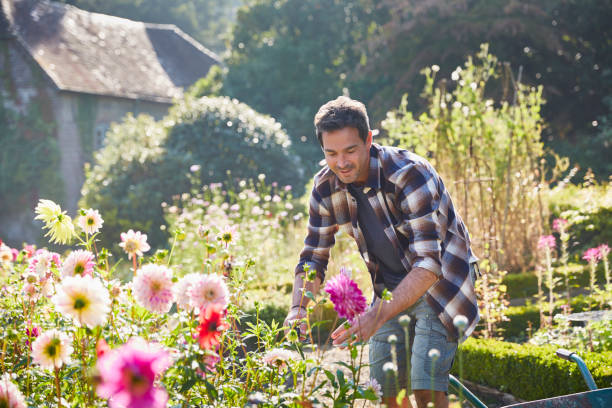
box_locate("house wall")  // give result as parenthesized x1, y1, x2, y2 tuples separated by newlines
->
(54, 92, 170, 214)
(1, 39, 172, 246)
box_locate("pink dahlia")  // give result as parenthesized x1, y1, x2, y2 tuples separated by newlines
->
(133, 264, 174, 313)
(0, 374, 26, 408)
(188, 274, 229, 314)
(263, 348, 297, 371)
(552, 218, 568, 233)
(61, 250, 95, 277)
(324, 268, 367, 321)
(27, 250, 61, 278)
(537, 235, 556, 250)
(96, 337, 172, 408)
(172, 273, 199, 311)
(583, 247, 600, 263)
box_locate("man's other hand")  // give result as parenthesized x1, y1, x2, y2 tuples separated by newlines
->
(283, 307, 308, 341)
(331, 305, 384, 347)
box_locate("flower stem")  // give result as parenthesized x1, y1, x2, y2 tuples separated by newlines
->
(55, 366, 62, 408)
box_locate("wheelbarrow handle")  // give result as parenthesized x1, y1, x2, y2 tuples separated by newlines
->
(449, 375, 488, 408)
(555, 348, 598, 391)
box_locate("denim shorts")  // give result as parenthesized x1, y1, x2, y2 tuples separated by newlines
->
(368, 296, 458, 396)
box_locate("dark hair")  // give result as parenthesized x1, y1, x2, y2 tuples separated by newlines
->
(314, 96, 370, 146)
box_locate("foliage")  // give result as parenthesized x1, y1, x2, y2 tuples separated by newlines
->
(474, 258, 509, 339)
(382, 44, 549, 272)
(498, 295, 609, 342)
(453, 337, 612, 401)
(163, 174, 303, 303)
(56, 0, 241, 54)
(223, 0, 388, 173)
(0, 200, 382, 407)
(364, 0, 612, 178)
(530, 316, 612, 354)
(188, 65, 226, 98)
(80, 96, 303, 252)
(0, 62, 63, 243)
(547, 174, 612, 255)
(502, 264, 607, 299)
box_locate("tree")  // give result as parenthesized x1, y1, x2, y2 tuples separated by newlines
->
(223, 0, 388, 175)
(362, 0, 612, 177)
(57, 0, 241, 53)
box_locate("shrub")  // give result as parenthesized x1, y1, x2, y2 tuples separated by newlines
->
(80, 96, 303, 251)
(382, 44, 550, 272)
(547, 176, 612, 255)
(498, 296, 609, 341)
(503, 263, 607, 299)
(454, 338, 612, 401)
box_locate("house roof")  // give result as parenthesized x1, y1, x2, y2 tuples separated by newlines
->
(1, 0, 220, 103)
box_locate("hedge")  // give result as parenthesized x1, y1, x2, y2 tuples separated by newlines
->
(498, 295, 609, 341)
(503, 263, 606, 299)
(453, 338, 612, 401)
(244, 304, 612, 401)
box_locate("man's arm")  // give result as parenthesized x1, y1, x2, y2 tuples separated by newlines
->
(331, 266, 436, 345)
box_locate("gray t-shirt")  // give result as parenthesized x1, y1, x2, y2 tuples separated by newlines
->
(348, 183, 407, 295)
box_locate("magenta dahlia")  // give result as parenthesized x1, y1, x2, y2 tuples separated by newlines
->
(324, 268, 367, 321)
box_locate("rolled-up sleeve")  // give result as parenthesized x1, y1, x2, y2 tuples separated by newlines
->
(396, 163, 443, 278)
(295, 187, 338, 282)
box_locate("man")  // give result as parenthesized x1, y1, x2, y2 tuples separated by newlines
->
(284, 96, 479, 408)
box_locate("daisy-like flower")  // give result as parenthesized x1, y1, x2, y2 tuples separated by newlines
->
(96, 337, 172, 408)
(119, 229, 150, 260)
(218, 224, 238, 246)
(61, 250, 95, 277)
(34, 199, 75, 245)
(263, 348, 297, 371)
(363, 378, 382, 399)
(188, 274, 229, 314)
(197, 303, 229, 350)
(173, 273, 199, 311)
(324, 268, 367, 322)
(0, 244, 13, 264)
(537, 235, 556, 250)
(27, 250, 61, 278)
(133, 264, 174, 313)
(31, 329, 73, 370)
(53, 275, 111, 328)
(77, 208, 104, 235)
(0, 373, 26, 408)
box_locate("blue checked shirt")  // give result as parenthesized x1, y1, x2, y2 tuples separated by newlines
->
(296, 143, 480, 338)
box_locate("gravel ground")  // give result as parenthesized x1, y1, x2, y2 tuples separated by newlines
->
(302, 343, 500, 408)
(303, 343, 421, 408)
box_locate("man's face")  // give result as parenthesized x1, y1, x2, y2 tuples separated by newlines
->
(321, 127, 372, 184)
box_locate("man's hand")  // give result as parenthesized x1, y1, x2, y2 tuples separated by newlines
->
(330, 304, 385, 347)
(283, 307, 309, 341)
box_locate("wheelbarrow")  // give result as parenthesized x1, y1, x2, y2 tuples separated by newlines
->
(448, 348, 612, 408)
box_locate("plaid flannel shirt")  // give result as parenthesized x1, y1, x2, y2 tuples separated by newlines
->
(296, 143, 480, 338)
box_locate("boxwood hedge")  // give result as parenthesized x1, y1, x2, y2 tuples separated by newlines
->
(453, 338, 612, 401)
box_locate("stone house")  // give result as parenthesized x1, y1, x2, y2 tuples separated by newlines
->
(0, 0, 219, 244)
